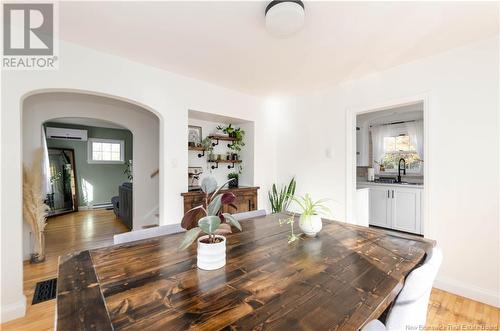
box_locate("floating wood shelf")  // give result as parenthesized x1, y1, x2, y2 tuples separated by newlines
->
(208, 135, 237, 147)
(208, 135, 236, 141)
(208, 159, 242, 169)
(188, 146, 205, 157)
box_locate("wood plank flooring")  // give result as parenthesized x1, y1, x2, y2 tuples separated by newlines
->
(1, 210, 498, 330)
(2, 210, 129, 331)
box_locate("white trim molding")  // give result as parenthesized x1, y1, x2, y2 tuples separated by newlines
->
(1, 296, 26, 323)
(434, 276, 500, 308)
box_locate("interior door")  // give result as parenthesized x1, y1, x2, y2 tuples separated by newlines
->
(368, 187, 390, 228)
(391, 188, 421, 234)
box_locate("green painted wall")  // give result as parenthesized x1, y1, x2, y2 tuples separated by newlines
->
(44, 122, 133, 206)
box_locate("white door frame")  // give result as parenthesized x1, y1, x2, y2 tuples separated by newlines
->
(345, 93, 433, 238)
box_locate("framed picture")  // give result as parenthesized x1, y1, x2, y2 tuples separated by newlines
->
(188, 125, 202, 146)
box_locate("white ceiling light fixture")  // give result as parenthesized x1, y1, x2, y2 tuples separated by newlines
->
(265, 0, 305, 38)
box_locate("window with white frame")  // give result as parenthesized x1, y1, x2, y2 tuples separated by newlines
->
(380, 134, 421, 173)
(88, 138, 124, 163)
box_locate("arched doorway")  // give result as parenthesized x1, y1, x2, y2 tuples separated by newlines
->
(20, 91, 161, 308)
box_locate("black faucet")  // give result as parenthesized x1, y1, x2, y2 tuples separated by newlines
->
(397, 158, 406, 183)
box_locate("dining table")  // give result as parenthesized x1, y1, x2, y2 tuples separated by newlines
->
(56, 212, 435, 331)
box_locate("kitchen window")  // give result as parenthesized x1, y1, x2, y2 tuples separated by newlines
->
(380, 134, 421, 173)
(88, 138, 124, 164)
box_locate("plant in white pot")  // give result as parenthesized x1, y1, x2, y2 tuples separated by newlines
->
(178, 176, 242, 270)
(291, 194, 331, 237)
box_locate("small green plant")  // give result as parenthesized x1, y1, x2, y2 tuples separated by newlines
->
(123, 160, 133, 181)
(279, 214, 301, 244)
(291, 194, 331, 218)
(201, 137, 214, 154)
(228, 172, 239, 187)
(217, 124, 245, 154)
(268, 177, 296, 213)
(178, 176, 242, 250)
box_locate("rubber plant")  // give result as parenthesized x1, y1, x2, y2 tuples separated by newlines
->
(178, 176, 242, 250)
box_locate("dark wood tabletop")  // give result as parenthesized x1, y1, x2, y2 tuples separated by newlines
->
(56, 213, 435, 331)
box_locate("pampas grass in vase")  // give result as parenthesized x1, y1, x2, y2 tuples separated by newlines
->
(23, 148, 49, 263)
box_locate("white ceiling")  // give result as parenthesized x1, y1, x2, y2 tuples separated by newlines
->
(59, 1, 498, 96)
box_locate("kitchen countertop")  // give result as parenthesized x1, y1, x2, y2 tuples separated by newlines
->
(357, 180, 424, 189)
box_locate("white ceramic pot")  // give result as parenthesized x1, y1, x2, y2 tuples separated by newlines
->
(299, 214, 322, 237)
(197, 235, 226, 270)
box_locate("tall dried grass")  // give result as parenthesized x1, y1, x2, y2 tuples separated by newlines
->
(23, 148, 49, 261)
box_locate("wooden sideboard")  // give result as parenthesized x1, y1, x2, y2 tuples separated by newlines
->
(181, 186, 259, 217)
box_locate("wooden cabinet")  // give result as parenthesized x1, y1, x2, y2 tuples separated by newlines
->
(181, 187, 259, 219)
(359, 184, 422, 234)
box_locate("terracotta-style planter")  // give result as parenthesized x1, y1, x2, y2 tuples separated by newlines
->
(197, 235, 226, 270)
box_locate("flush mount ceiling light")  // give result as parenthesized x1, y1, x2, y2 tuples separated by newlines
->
(265, 0, 305, 37)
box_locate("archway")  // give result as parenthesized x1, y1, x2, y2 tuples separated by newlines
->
(20, 91, 162, 309)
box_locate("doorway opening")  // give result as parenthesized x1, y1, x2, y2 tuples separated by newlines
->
(346, 96, 430, 238)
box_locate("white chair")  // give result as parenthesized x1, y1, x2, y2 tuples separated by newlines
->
(232, 209, 267, 221)
(361, 247, 443, 331)
(113, 223, 185, 245)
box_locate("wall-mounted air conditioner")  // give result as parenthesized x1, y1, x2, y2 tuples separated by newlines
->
(46, 127, 88, 141)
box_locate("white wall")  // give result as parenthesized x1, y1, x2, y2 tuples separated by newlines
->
(0, 41, 276, 322)
(187, 118, 254, 187)
(274, 38, 499, 307)
(23, 92, 160, 244)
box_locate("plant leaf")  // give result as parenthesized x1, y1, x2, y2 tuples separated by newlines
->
(198, 215, 221, 234)
(221, 192, 236, 205)
(207, 194, 223, 216)
(201, 176, 218, 194)
(223, 213, 242, 231)
(210, 178, 235, 200)
(214, 223, 232, 235)
(178, 227, 202, 251)
(181, 205, 206, 230)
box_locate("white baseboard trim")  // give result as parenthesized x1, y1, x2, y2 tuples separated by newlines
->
(1, 296, 26, 323)
(434, 276, 500, 308)
(78, 203, 113, 210)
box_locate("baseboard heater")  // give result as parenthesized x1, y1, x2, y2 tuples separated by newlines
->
(80, 203, 113, 210)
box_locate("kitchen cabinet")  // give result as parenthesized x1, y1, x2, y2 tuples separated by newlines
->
(368, 186, 391, 228)
(392, 187, 421, 233)
(356, 125, 369, 166)
(358, 183, 422, 234)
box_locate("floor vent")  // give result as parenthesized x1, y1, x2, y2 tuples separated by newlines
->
(32, 278, 57, 304)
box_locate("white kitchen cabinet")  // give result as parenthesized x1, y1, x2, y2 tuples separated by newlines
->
(392, 187, 421, 234)
(358, 183, 422, 235)
(368, 186, 391, 228)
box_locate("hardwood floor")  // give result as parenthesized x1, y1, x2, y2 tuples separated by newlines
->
(2, 209, 129, 331)
(1, 210, 498, 330)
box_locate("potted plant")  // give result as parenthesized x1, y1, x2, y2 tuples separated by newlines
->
(201, 137, 213, 150)
(291, 194, 331, 237)
(228, 172, 239, 188)
(179, 176, 242, 270)
(268, 177, 296, 213)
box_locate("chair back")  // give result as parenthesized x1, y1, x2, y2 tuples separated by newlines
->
(113, 224, 185, 245)
(385, 247, 443, 331)
(233, 209, 267, 221)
